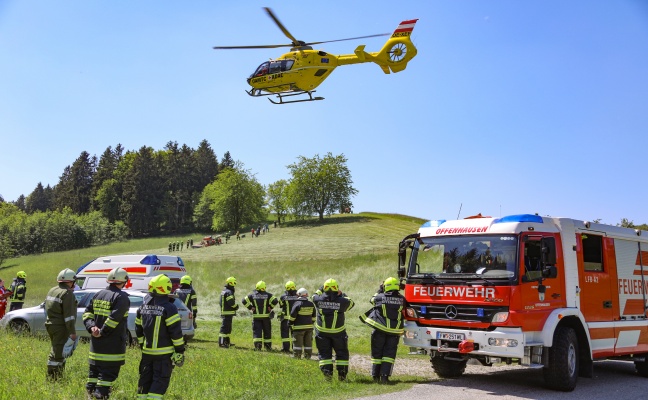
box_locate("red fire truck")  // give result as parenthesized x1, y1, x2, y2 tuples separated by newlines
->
(398, 213, 648, 391)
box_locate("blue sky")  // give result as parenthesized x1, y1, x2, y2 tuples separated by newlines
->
(1, 1, 647, 225)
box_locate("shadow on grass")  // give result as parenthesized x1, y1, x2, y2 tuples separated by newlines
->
(0, 263, 19, 271)
(282, 215, 378, 228)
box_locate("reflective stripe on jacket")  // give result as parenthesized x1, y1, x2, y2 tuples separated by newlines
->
(242, 290, 278, 318)
(45, 283, 78, 335)
(135, 295, 185, 356)
(359, 290, 406, 335)
(82, 285, 130, 365)
(289, 298, 315, 330)
(312, 292, 354, 335)
(220, 286, 239, 316)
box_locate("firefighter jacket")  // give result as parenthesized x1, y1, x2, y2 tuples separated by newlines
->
(312, 291, 354, 336)
(136, 294, 185, 356)
(9, 278, 26, 303)
(359, 290, 407, 335)
(45, 283, 78, 336)
(289, 297, 316, 330)
(82, 285, 130, 365)
(279, 290, 299, 320)
(174, 284, 198, 317)
(242, 290, 278, 318)
(220, 285, 239, 316)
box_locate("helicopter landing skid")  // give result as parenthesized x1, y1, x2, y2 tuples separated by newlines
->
(268, 91, 324, 105)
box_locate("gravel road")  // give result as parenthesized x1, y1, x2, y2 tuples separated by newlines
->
(351, 356, 648, 400)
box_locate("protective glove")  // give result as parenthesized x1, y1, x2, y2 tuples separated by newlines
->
(269, 310, 275, 319)
(62, 337, 79, 358)
(277, 311, 284, 321)
(171, 352, 185, 367)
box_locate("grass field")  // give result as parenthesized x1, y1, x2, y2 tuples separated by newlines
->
(0, 212, 432, 399)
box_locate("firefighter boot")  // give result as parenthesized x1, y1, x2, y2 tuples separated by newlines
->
(254, 343, 262, 351)
(264, 343, 272, 351)
(47, 365, 63, 382)
(380, 375, 390, 384)
(225, 337, 234, 347)
(219, 337, 228, 348)
(371, 364, 381, 382)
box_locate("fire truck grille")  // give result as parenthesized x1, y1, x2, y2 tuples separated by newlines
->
(412, 304, 508, 323)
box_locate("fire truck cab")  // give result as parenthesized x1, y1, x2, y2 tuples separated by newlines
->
(399, 214, 648, 391)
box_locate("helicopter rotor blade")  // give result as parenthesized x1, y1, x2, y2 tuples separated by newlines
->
(213, 44, 295, 50)
(304, 33, 390, 46)
(263, 7, 302, 47)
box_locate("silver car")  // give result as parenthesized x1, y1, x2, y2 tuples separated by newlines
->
(0, 289, 195, 342)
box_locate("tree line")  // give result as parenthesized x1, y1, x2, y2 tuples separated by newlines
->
(0, 140, 358, 262)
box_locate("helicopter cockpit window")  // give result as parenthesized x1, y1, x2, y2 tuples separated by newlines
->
(251, 62, 270, 77)
(281, 60, 294, 71)
(269, 61, 282, 74)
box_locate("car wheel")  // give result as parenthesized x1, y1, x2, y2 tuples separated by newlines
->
(9, 319, 30, 334)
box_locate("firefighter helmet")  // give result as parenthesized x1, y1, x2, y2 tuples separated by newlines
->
(323, 278, 339, 293)
(383, 277, 400, 292)
(225, 276, 237, 287)
(256, 281, 266, 291)
(180, 275, 192, 285)
(285, 281, 297, 291)
(107, 267, 129, 283)
(297, 288, 309, 297)
(57, 268, 77, 283)
(17, 271, 27, 279)
(149, 274, 172, 295)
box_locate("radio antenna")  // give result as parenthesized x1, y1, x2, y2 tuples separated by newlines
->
(457, 203, 462, 219)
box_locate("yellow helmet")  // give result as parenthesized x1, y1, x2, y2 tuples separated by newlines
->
(149, 274, 172, 295)
(180, 275, 192, 285)
(17, 271, 27, 279)
(285, 281, 297, 291)
(383, 277, 400, 292)
(323, 278, 339, 293)
(225, 276, 237, 287)
(107, 267, 129, 283)
(256, 281, 266, 291)
(57, 268, 77, 283)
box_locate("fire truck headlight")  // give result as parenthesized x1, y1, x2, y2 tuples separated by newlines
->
(491, 312, 509, 323)
(404, 330, 418, 339)
(488, 337, 519, 347)
(405, 308, 418, 318)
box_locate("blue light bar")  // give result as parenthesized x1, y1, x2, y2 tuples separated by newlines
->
(421, 219, 447, 228)
(176, 257, 185, 267)
(493, 214, 543, 224)
(140, 255, 161, 265)
(477, 308, 484, 317)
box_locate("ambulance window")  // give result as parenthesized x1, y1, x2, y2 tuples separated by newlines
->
(582, 234, 603, 271)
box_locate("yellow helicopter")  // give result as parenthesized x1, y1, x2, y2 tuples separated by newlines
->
(214, 8, 418, 104)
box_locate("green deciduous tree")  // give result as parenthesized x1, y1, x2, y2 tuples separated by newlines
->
(287, 153, 358, 222)
(194, 162, 265, 231)
(266, 179, 289, 224)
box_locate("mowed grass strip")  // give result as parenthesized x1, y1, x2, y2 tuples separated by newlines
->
(0, 213, 430, 399)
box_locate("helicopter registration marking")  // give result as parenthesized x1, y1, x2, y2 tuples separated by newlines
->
(392, 32, 411, 38)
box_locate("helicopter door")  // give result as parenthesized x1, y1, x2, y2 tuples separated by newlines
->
(251, 62, 270, 77)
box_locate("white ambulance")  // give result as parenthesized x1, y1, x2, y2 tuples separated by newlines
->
(76, 254, 188, 292)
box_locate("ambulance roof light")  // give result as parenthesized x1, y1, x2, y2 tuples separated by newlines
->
(421, 219, 447, 228)
(493, 214, 543, 224)
(140, 255, 161, 265)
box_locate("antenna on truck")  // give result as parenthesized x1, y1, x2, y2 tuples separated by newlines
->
(457, 203, 462, 219)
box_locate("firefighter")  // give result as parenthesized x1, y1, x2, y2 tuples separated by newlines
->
(0, 278, 10, 319)
(9, 270, 27, 311)
(289, 287, 315, 359)
(82, 267, 130, 399)
(312, 278, 355, 381)
(136, 274, 186, 399)
(359, 277, 407, 383)
(174, 275, 198, 328)
(219, 276, 239, 348)
(168, 242, 172, 253)
(44, 268, 79, 381)
(278, 280, 300, 353)
(242, 280, 278, 351)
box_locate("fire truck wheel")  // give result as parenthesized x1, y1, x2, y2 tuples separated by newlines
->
(635, 360, 648, 377)
(430, 355, 467, 378)
(543, 326, 578, 391)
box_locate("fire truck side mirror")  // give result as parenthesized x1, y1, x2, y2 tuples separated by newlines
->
(398, 248, 406, 267)
(398, 266, 405, 278)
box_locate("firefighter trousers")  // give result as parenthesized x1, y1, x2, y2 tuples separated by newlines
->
(137, 355, 173, 399)
(370, 329, 400, 377)
(219, 316, 233, 347)
(46, 324, 68, 380)
(252, 318, 272, 350)
(292, 329, 313, 359)
(87, 364, 121, 398)
(315, 333, 349, 378)
(280, 319, 292, 351)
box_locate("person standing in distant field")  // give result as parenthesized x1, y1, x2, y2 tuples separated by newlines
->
(219, 277, 239, 348)
(242, 281, 278, 351)
(278, 281, 300, 353)
(289, 288, 315, 359)
(0, 278, 10, 319)
(9, 271, 27, 311)
(83, 267, 130, 399)
(236, 231, 240, 240)
(44, 268, 79, 381)
(168, 242, 173, 252)
(360, 277, 407, 384)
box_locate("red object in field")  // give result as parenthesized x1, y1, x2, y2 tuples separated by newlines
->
(458, 340, 474, 353)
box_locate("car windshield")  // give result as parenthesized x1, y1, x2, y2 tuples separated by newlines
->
(412, 235, 518, 280)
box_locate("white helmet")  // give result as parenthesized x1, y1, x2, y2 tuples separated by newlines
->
(107, 267, 129, 283)
(57, 268, 77, 283)
(297, 288, 309, 297)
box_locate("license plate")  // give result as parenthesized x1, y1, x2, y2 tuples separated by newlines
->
(437, 332, 465, 341)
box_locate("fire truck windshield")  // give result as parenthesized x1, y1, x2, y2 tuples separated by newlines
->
(412, 235, 518, 280)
